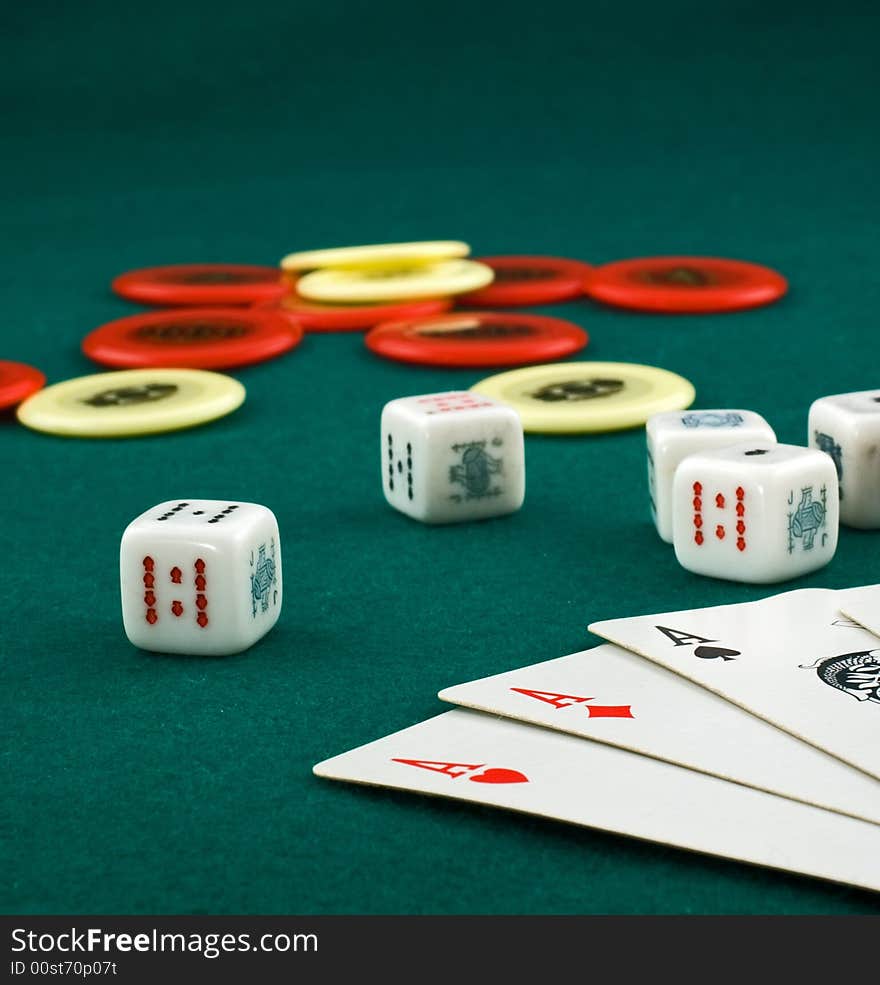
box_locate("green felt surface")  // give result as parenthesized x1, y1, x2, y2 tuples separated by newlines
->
(3, 0, 880, 915)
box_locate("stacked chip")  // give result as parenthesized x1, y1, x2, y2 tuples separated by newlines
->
(280, 241, 493, 303)
(266, 241, 485, 333)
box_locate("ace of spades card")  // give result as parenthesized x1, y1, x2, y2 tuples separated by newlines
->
(588, 587, 880, 780)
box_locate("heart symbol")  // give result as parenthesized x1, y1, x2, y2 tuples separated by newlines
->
(693, 645, 740, 661)
(469, 768, 529, 785)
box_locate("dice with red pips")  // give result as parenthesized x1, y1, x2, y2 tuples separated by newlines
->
(120, 500, 282, 655)
(671, 443, 838, 583)
(381, 391, 525, 524)
(647, 409, 776, 542)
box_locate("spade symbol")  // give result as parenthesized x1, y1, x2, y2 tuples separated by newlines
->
(693, 645, 740, 661)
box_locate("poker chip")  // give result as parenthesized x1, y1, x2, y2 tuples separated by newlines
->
(111, 264, 289, 306)
(295, 259, 494, 303)
(280, 241, 470, 271)
(81, 308, 303, 370)
(458, 256, 592, 307)
(16, 368, 245, 438)
(365, 312, 588, 367)
(256, 294, 452, 333)
(471, 362, 695, 434)
(0, 360, 46, 409)
(584, 257, 788, 313)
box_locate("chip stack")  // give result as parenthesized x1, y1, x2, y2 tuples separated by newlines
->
(280, 241, 492, 299)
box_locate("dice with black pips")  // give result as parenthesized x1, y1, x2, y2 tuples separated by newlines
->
(671, 442, 838, 583)
(381, 391, 525, 524)
(646, 409, 776, 542)
(809, 390, 880, 529)
(120, 499, 282, 655)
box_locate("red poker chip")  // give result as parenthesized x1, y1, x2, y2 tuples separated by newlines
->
(459, 255, 593, 307)
(0, 360, 46, 409)
(256, 292, 453, 333)
(365, 312, 588, 367)
(82, 308, 303, 370)
(112, 264, 289, 306)
(585, 256, 788, 313)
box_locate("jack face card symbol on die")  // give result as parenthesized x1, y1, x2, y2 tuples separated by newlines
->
(449, 440, 504, 501)
(391, 759, 529, 784)
(787, 485, 829, 551)
(249, 539, 278, 617)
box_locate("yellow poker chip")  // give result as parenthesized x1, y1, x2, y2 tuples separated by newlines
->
(295, 259, 494, 303)
(470, 362, 695, 434)
(280, 240, 470, 271)
(16, 368, 245, 438)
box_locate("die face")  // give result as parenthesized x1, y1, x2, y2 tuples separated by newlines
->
(120, 500, 282, 655)
(388, 391, 500, 419)
(672, 443, 838, 583)
(128, 499, 268, 538)
(812, 390, 880, 416)
(809, 393, 880, 528)
(646, 410, 776, 542)
(382, 406, 430, 517)
(423, 409, 524, 523)
(381, 393, 525, 524)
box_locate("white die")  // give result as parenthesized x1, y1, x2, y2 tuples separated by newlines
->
(647, 409, 776, 543)
(120, 499, 282, 655)
(809, 390, 880, 529)
(381, 391, 525, 524)
(672, 442, 838, 583)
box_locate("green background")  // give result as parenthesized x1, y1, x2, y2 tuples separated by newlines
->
(3, 0, 879, 914)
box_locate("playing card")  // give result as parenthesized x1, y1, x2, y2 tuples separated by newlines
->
(838, 584, 880, 654)
(314, 708, 880, 894)
(438, 644, 880, 825)
(588, 588, 880, 780)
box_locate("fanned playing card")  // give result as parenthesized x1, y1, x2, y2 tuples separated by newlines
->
(588, 588, 880, 780)
(838, 584, 880, 656)
(314, 708, 880, 894)
(438, 643, 880, 826)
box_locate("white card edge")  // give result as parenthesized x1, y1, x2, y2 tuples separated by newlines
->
(436, 689, 880, 828)
(312, 754, 880, 896)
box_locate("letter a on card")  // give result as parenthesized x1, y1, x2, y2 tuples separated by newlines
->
(655, 626, 717, 646)
(392, 759, 529, 784)
(391, 759, 482, 778)
(510, 688, 633, 718)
